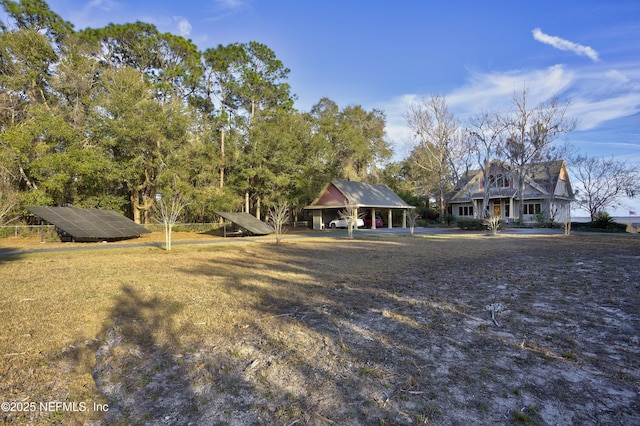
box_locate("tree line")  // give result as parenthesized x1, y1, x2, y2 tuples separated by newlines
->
(1, 0, 637, 226)
(0, 0, 391, 224)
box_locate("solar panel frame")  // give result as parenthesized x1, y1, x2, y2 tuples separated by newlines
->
(215, 211, 274, 236)
(26, 206, 151, 242)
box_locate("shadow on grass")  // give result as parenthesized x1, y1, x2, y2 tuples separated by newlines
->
(0, 248, 23, 262)
(91, 285, 197, 424)
(176, 241, 455, 423)
(174, 236, 640, 424)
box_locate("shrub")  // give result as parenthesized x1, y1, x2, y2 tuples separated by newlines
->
(535, 210, 553, 228)
(571, 212, 627, 233)
(594, 211, 615, 228)
(456, 218, 485, 230)
(483, 215, 501, 235)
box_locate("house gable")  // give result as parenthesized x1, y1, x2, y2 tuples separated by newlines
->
(315, 183, 348, 205)
(448, 159, 574, 223)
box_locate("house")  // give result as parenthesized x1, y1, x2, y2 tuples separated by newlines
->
(304, 180, 415, 230)
(448, 160, 574, 224)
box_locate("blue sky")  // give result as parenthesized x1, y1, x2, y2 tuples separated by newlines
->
(8, 1, 640, 215)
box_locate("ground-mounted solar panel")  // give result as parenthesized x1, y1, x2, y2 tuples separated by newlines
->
(215, 211, 274, 236)
(26, 206, 151, 242)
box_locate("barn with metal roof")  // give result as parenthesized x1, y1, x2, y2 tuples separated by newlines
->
(304, 180, 415, 230)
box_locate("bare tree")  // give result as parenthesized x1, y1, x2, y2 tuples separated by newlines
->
(498, 89, 576, 224)
(406, 210, 420, 236)
(155, 178, 189, 251)
(338, 205, 364, 239)
(571, 155, 640, 220)
(268, 204, 289, 244)
(405, 95, 467, 219)
(467, 110, 508, 218)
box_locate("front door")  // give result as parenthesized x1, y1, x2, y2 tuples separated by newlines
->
(493, 204, 501, 218)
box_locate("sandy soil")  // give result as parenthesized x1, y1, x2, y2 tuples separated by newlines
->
(86, 232, 640, 425)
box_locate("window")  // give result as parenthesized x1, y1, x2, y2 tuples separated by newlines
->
(523, 203, 541, 215)
(489, 174, 509, 188)
(458, 206, 474, 216)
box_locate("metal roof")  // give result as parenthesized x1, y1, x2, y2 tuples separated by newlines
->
(306, 180, 414, 209)
(449, 160, 574, 203)
(26, 206, 150, 242)
(215, 212, 274, 235)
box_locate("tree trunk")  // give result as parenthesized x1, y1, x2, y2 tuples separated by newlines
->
(517, 173, 526, 225)
(256, 197, 261, 219)
(131, 191, 141, 224)
(219, 127, 225, 188)
(164, 222, 172, 251)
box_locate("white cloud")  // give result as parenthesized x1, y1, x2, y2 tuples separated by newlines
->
(606, 69, 630, 83)
(377, 62, 640, 162)
(447, 65, 575, 114)
(175, 17, 192, 37)
(88, 0, 117, 11)
(570, 93, 640, 130)
(213, 0, 247, 11)
(373, 95, 416, 160)
(532, 28, 600, 62)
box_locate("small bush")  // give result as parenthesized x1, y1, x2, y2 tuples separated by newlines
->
(569, 212, 626, 233)
(535, 210, 553, 228)
(571, 217, 627, 233)
(456, 218, 485, 230)
(484, 215, 501, 235)
(594, 211, 615, 229)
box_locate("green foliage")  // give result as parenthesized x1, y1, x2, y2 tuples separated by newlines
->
(309, 98, 391, 182)
(571, 212, 627, 233)
(456, 218, 485, 230)
(0, 0, 393, 225)
(0, 0, 73, 43)
(594, 211, 615, 228)
(535, 210, 553, 228)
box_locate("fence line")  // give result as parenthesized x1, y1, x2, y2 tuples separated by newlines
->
(0, 220, 312, 239)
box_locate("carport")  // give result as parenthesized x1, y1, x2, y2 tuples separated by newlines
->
(304, 180, 415, 230)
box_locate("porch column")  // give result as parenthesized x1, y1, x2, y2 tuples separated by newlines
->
(402, 209, 407, 228)
(388, 209, 393, 228)
(371, 207, 376, 229)
(312, 210, 323, 230)
(509, 198, 514, 220)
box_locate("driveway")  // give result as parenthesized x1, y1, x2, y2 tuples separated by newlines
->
(0, 226, 567, 258)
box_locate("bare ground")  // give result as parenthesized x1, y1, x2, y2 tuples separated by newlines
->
(2, 231, 639, 425)
(91, 232, 639, 425)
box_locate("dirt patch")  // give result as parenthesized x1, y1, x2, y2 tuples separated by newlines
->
(1, 232, 638, 424)
(89, 233, 639, 425)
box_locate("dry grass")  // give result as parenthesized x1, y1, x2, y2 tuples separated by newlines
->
(0, 231, 638, 424)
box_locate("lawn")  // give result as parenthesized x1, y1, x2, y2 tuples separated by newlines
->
(0, 231, 638, 425)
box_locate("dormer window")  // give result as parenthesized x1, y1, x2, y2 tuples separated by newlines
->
(489, 174, 509, 188)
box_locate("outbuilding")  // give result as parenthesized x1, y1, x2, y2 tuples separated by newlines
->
(304, 179, 415, 230)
